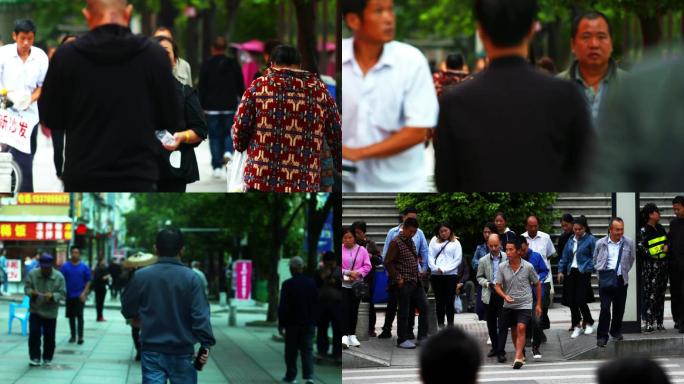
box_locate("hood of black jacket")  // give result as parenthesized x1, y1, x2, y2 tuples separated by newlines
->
(72, 24, 150, 65)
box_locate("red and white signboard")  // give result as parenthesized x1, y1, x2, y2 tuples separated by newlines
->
(0, 222, 73, 241)
(6, 259, 21, 282)
(0, 109, 35, 154)
(234, 260, 252, 301)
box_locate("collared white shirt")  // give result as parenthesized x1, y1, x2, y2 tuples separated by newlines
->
(571, 237, 579, 269)
(342, 38, 438, 192)
(607, 237, 623, 275)
(522, 230, 555, 283)
(0, 43, 49, 128)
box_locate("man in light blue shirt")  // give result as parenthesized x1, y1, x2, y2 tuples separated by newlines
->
(341, 0, 439, 192)
(378, 206, 429, 339)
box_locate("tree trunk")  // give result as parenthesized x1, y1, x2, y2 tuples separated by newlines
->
(306, 193, 334, 274)
(224, 0, 241, 43)
(638, 12, 662, 47)
(293, 0, 319, 74)
(186, 14, 200, 85)
(157, 0, 179, 29)
(201, 2, 217, 64)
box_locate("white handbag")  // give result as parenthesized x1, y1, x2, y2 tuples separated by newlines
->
(227, 151, 247, 192)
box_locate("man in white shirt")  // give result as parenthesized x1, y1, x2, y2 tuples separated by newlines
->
(341, 0, 439, 192)
(521, 215, 556, 335)
(0, 19, 49, 192)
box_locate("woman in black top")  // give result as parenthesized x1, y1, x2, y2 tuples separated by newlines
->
(638, 203, 669, 333)
(92, 258, 110, 322)
(154, 36, 208, 192)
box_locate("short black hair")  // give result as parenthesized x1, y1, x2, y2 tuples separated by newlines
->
(271, 45, 302, 66)
(264, 39, 282, 56)
(402, 206, 418, 215)
(572, 10, 612, 40)
(609, 216, 624, 229)
(506, 236, 524, 250)
(351, 221, 367, 234)
(640, 203, 659, 224)
(445, 52, 465, 70)
(673, 196, 684, 206)
(14, 19, 36, 35)
(154, 26, 173, 37)
(597, 358, 670, 384)
(561, 213, 574, 223)
(70, 246, 80, 253)
(155, 228, 184, 257)
(474, 0, 538, 48)
(212, 36, 227, 51)
(420, 327, 481, 384)
(403, 217, 419, 229)
(153, 36, 178, 61)
(342, 226, 356, 239)
(494, 212, 507, 221)
(574, 215, 591, 234)
(342, 0, 368, 18)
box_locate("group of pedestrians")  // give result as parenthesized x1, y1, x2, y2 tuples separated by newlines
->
(1, 0, 341, 193)
(341, 0, 683, 192)
(342, 196, 684, 370)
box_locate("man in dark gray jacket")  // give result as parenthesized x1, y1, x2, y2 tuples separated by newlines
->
(122, 228, 215, 383)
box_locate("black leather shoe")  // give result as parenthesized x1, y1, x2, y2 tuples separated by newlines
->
(610, 333, 624, 341)
(68, 336, 76, 343)
(497, 355, 507, 363)
(597, 339, 607, 348)
(377, 330, 392, 339)
(487, 349, 497, 357)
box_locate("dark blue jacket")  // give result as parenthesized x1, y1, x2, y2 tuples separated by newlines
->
(278, 273, 318, 329)
(121, 257, 215, 354)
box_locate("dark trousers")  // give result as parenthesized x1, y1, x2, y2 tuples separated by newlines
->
(284, 326, 314, 381)
(431, 274, 458, 326)
(207, 114, 234, 169)
(397, 282, 428, 344)
(68, 313, 84, 339)
(382, 286, 415, 333)
(670, 265, 682, 324)
(597, 277, 628, 341)
(29, 313, 56, 361)
(476, 285, 486, 321)
(95, 288, 106, 318)
(567, 269, 594, 326)
(530, 312, 544, 348)
(157, 179, 187, 192)
(485, 293, 504, 355)
(342, 288, 360, 335)
(317, 301, 342, 357)
(643, 259, 669, 326)
(541, 282, 551, 329)
(132, 326, 141, 352)
(363, 271, 377, 332)
(66, 297, 84, 339)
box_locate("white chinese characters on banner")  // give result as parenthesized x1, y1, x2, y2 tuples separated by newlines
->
(0, 109, 35, 154)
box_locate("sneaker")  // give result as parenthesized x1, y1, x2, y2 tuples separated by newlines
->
(377, 330, 392, 339)
(43, 360, 52, 366)
(497, 355, 507, 363)
(223, 151, 233, 162)
(96, 317, 106, 322)
(281, 378, 298, 384)
(532, 347, 542, 359)
(68, 336, 76, 343)
(397, 340, 416, 349)
(348, 335, 361, 347)
(584, 323, 594, 335)
(29, 359, 41, 366)
(486, 337, 492, 345)
(513, 359, 524, 369)
(212, 168, 223, 179)
(342, 336, 349, 349)
(597, 339, 607, 348)
(571, 327, 583, 338)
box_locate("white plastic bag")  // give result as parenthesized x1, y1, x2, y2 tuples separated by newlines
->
(454, 296, 463, 313)
(227, 151, 247, 192)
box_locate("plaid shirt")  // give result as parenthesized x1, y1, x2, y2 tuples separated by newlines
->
(232, 68, 342, 192)
(384, 234, 419, 284)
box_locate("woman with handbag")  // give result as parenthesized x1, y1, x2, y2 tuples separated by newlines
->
(557, 215, 596, 338)
(428, 222, 462, 328)
(638, 203, 669, 333)
(342, 227, 371, 349)
(154, 36, 208, 192)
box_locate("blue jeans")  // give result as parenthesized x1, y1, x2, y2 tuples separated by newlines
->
(207, 114, 234, 170)
(141, 351, 197, 384)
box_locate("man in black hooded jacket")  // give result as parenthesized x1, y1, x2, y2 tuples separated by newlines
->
(39, 0, 177, 192)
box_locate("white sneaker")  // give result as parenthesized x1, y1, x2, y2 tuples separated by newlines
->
(584, 323, 594, 335)
(342, 335, 349, 349)
(212, 168, 223, 179)
(349, 335, 361, 347)
(486, 337, 492, 345)
(571, 327, 583, 338)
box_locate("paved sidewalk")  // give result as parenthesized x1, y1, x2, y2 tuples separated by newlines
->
(0, 297, 341, 383)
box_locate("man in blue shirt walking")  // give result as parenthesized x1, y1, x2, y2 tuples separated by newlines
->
(60, 247, 91, 344)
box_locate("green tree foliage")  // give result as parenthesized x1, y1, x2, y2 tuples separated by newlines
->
(395, 193, 559, 258)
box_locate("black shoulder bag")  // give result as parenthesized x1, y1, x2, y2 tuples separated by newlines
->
(598, 241, 624, 288)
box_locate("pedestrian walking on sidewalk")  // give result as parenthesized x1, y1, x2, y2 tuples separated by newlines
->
(494, 239, 542, 369)
(638, 204, 669, 333)
(39, 0, 178, 191)
(122, 228, 215, 384)
(558, 215, 596, 338)
(594, 217, 635, 347)
(476, 234, 507, 362)
(519, 238, 549, 359)
(59, 247, 91, 344)
(384, 218, 429, 349)
(25, 253, 66, 367)
(315, 251, 342, 361)
(92, 257, 110, 322)
(279, 256, 319, 384)
(341, 227, 371, 349)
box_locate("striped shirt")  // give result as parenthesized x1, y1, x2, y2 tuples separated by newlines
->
(496, 259, 539, 310)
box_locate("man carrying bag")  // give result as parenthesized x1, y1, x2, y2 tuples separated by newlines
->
(593, 217, 636, 347)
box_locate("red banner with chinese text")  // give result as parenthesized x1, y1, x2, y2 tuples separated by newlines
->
(0, 222, 73, 241)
